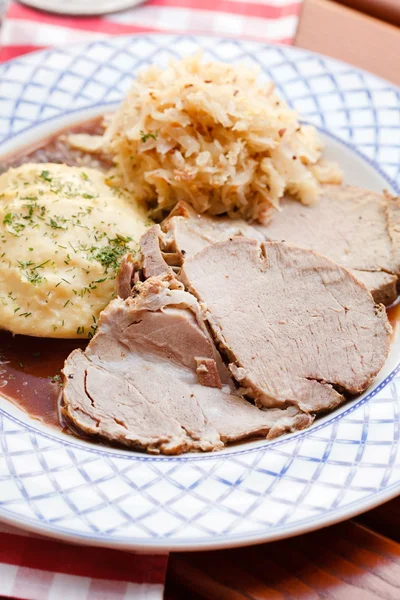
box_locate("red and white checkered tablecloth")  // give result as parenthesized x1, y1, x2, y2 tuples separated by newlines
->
(0, 1, 302, 599)
(1, 0, 303, 61)
(0, 523, 168, 599)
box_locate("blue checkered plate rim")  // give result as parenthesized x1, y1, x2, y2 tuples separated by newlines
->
(0, 34, 399, 551)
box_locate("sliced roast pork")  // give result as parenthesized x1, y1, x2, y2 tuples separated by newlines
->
(257, 185, 400, 305)
(114, 203, 263, 297)
(63, 274, 311, 454)
(162, 201, 263, 263)
(158, 187, 400, 305)
(351, 271, 397, 307)
(115, 226, 174, 299)
(181, 238, 391, 413)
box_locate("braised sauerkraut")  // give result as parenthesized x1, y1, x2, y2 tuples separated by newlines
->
(104, 55, 342, 222)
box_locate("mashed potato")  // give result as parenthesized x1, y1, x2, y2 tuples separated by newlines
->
(0, 163, 149, 338)
(103, 55, 342, 222)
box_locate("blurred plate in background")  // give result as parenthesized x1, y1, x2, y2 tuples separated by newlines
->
(19, 0, 146, 16)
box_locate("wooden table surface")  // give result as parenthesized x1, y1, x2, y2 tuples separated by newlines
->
(165, 500, 400, 599)
(165, 1, 400, 597)
(335, 0, 400, 27)
(295, 0, 400, 85)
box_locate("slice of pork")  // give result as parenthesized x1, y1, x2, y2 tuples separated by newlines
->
(180, 238, 391, 413)
(63, 274, 311, 454)
(257, 185, 400, 305)
(114, 202, 263, 298)
(125, 187, 400, 306)
(351, 270, 398, 306)
(116, 226, 176, 299)
(158, 188, 400, 305)
(162, 201, 263, 263)
(116, 254, 136, 300)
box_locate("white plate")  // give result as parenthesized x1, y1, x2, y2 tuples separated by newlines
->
(19, 0, 146, 16)
(0, 34, 399, 551)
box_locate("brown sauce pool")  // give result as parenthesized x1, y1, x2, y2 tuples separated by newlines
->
(0, 115, 111, 174)
(0, 118, 399, 436)
(0, 116, 106, 430)
(0, 333, 86, 428)
(387, 301, 400, 335)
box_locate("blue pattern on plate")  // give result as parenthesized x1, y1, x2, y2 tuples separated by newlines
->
(0, 35, 399, 550)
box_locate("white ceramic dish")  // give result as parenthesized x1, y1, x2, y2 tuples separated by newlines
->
(0, 34, 399, 551)
(19, 0, 146, 16)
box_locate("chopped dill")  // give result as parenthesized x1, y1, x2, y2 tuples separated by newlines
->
(92, 235, 132, 273)
(26, 271, 43, 285)
(40, 170, 52, 182)
(48, 217, 66, 230)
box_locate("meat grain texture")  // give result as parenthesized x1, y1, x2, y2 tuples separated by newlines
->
(64, 231, 391, 454)
(158, 186, 400, 306)
(63, 275, 311, 454)
(64, 187, 396, 454)
(258, 185, 400, 306)
(181, 238, 391, 413)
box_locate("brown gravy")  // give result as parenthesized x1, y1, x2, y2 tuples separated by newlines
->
(0, 333, 87, 428)
(0, 115, 111, 173)
(387, 300, 400, 334)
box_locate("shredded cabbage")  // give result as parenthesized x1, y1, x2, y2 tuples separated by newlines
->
(103, 55, 342, 222)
